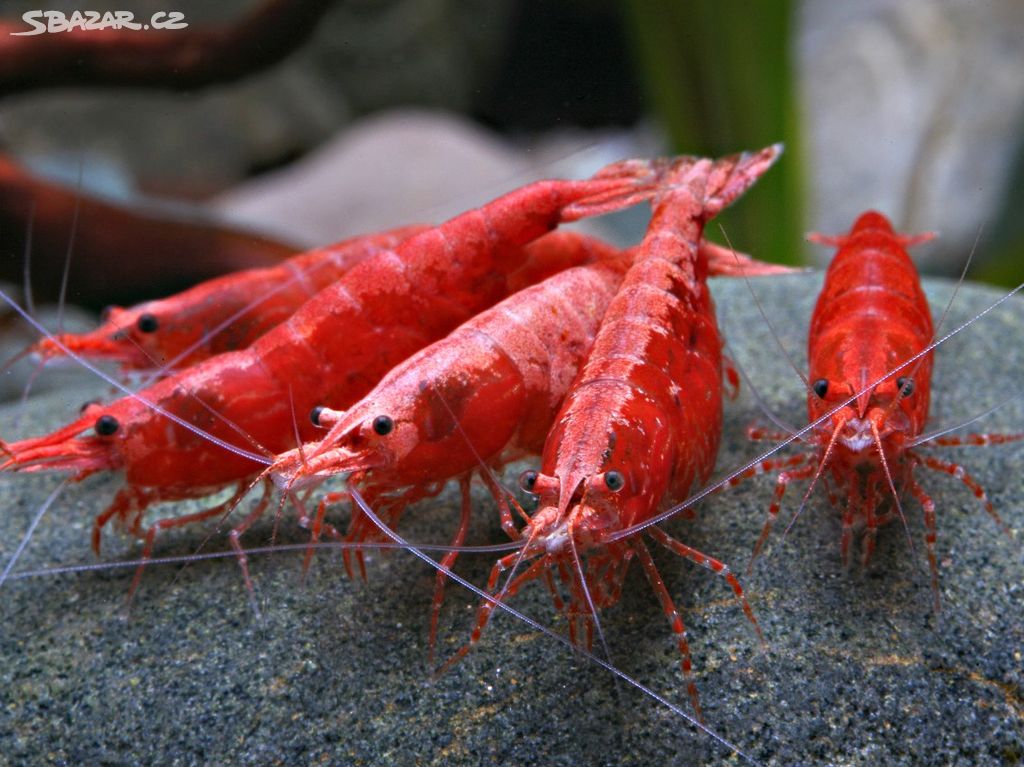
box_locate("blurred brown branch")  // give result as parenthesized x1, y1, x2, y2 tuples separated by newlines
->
(0, 154, 297, 309)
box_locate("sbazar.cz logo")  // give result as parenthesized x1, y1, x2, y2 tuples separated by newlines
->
(10, 10, 188, 35)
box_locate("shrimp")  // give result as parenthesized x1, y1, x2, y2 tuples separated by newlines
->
(0, 157, 679, 575)
(26, 225, 427, 375)
(741, 211, 1023, 610)
(442, 145, 782, 719)
(269, 247, 635, 647)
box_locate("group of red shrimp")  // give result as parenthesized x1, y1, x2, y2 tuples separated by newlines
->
(1, 144, 1020, 755)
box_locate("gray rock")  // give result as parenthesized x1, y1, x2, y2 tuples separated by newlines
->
(0, 273, 1021, 766)
(213, 109, 662, 248)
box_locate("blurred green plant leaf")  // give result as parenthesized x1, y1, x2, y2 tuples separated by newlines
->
(621, 0, 804, 267)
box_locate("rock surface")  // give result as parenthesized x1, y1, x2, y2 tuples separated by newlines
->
(213, 109, 657, 249)
(0, 274, 1021, 766)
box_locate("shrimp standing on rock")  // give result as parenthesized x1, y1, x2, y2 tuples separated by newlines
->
(440, 145, 783, 719)
(269, 246, 636, 651)
(738, 211, 1023, 610)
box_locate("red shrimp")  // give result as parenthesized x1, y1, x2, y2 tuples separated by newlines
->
(440, 145, 782, 720)
(25, 224, 427, 375)
(0, 158, 679, 575)
(741, 210, 1023, 610)
(268, 247, 636, 649)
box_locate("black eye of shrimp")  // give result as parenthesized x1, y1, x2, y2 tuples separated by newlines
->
(604, 470, 625, 492)
(309, 406, 325, 426)
(95, 414, 120, 436)
(519, 470, 538, 492)
(136, 313, 159, 333)
(896, 376, 914, 397)
(812, 378, 829, 398)
(372, 415, 394, 436)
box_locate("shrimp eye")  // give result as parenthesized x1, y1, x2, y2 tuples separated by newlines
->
(812, 378, 829, 399)
(897, 376, 914, 397)
(136, 313, 159, 333)
(372, 415, 394, 436)
(309, 406, 324, 426)
(519, 470, 538, 492)
(95, 414, 120, 436)
(604, 470, 625, 492)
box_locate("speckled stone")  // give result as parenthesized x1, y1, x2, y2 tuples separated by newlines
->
(0, 274, 1021, 766)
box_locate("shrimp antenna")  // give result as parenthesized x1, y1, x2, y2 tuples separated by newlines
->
(187, 390, 275, 458)
(870, 421, 914, 554)
(6, 539, 528, 581)
(493, 517, 544, 629)
(718, 221, 809, 389)
(568, 508, 613, 665)
(56, 159, 84, 335)
(115, 326, 166, 376)
(421, 383, 556, 653)
(0, 345, 33, 380)
(278, 384, 305, 546)
(22, 198, 36, 318)
(346, 485, 760, 765)
(933, 224, 980, 338)
(0, 478, 69, 589)
(13, 357, 47, 430)
(781, 418, 844, 541)
(10, 200, 43, 429)
(220, 466, 284, 619)
(723, 341, 800, 438)
(911, 392, 1023, 447)
(277, 392, 342, 585)
(407, 138, 619, 224)
(426, 383, 517, 511)
(423, 380, 554, 616)
(881, 224, 979, 425)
